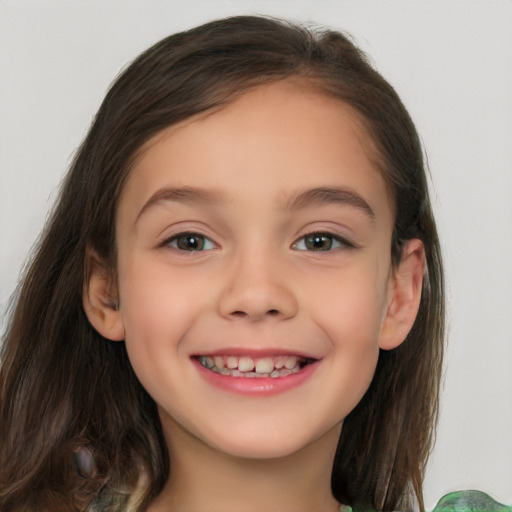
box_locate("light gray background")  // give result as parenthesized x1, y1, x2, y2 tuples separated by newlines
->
(1, 1, 511, 508)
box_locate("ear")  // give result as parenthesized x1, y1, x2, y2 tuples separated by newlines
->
(83, 250, 125, 341)
(378, 239, 425, 350)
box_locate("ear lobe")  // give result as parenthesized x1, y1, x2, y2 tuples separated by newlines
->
(83, 251, 125, 341)
(378, 239, 425, 350)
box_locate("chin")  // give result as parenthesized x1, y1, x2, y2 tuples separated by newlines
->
(218, 441, 308, 461)
(204, 422, 336, 461)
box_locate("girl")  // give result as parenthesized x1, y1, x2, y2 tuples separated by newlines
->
(0, 14, 507, 512)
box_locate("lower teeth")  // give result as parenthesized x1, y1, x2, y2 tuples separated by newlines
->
(198, 356, 313, 379)
(198, 357, 304, 378)
(211, 367, 300, 378)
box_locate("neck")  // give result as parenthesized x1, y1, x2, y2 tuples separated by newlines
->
(148, 418, 342, 512)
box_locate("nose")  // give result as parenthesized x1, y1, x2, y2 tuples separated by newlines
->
(217, 249, 299, 322)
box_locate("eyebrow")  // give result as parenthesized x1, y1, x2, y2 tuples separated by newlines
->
(284, 187, 375, 221)
(135, 186, 225, 223)
(135, 185, 375, 223)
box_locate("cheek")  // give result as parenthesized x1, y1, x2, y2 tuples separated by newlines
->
(116, 260, 192, 373)
(305, 267, 387, 402)
(310, 265, 389, 339)
(117, 267, 192, 410)
(322, 283, 383, 369)
(118, 256, 201, 333)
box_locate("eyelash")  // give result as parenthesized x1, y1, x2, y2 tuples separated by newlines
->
(292, 231, 355, 252)
(161, 231, 354, 253)
(162, 232, 216, 252)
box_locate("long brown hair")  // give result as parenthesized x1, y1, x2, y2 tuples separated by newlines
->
(0, 16, 444, 512)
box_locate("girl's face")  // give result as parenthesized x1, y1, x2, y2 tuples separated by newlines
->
(97, 80, 415, 460)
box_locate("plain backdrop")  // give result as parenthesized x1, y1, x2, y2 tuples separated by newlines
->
(1, 1, 511, 508)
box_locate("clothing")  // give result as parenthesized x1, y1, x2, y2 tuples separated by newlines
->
(430, 491, 511, 512)
(339, 490, 512, 512)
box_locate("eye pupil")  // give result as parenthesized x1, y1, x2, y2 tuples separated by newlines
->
(177, 234, 204, 251)
(305, 234, 332, 251)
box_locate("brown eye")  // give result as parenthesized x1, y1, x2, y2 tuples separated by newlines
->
(293, 232, 348, 252)
(168, 233, 215, 251)
(304, 233, 333, 251)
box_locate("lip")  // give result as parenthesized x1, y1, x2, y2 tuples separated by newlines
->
(192, 356, 320, 396)
(191, 347, 321, 359)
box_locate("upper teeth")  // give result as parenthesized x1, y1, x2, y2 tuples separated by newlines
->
(198, 355, 305, 376)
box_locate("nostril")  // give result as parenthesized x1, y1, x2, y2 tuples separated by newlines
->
(229, 309, 280, 319)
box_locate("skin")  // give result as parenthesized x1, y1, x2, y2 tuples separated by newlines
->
(84, 80, 425, 512)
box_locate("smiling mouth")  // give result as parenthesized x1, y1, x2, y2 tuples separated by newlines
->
(195, 355, 316, 378)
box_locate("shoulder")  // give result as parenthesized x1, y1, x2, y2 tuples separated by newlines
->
(432, 490, 511, 512)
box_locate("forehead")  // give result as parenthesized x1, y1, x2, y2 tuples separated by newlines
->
(120, 80, 393, 226)
(137, 79, 377, 167)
